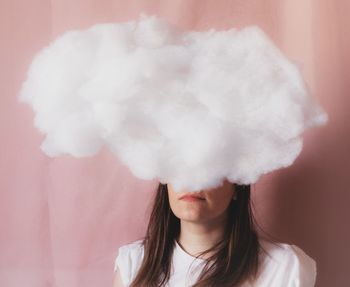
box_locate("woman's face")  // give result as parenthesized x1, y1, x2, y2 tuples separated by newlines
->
(167, 179, 236, 224)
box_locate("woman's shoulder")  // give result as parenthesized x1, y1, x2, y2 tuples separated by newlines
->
(256, 238, 317, 286)
(117, 239, 144, 255)
(114, 239, 144, 286)
(259, 237, 317, 266)
(115, 239, 145, 267)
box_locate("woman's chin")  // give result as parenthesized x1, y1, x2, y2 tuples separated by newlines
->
(179, 211, 207, 223)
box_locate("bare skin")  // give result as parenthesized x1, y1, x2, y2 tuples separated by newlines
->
(167, 179, 236, 259)
(113, 270, 124, 287)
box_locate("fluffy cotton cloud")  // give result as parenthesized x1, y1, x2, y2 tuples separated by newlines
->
(19, 13, 328, 193)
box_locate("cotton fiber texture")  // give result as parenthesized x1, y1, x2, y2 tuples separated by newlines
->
(19, 14, 328, 193)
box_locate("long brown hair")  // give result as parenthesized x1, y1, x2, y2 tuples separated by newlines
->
(130, 182, 278, 287)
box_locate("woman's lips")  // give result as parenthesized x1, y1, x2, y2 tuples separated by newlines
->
(179, 194, 205, 202)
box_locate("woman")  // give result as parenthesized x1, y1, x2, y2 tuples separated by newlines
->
(113, 180, 317, 286)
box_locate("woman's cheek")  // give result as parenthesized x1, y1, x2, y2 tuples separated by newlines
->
(205, 197, 229, 217)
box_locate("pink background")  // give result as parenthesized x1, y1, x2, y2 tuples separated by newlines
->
(1, 0, 349, 286)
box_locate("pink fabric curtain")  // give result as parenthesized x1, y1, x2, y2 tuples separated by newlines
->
(1, 1, 349, 286)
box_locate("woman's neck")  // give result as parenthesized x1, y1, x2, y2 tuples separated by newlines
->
(177, 211, 228, 259)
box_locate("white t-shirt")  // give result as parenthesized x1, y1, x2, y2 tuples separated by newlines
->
(114, 238, 317, 287)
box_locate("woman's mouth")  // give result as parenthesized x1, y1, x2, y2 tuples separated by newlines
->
(179, 194, 205, 202)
